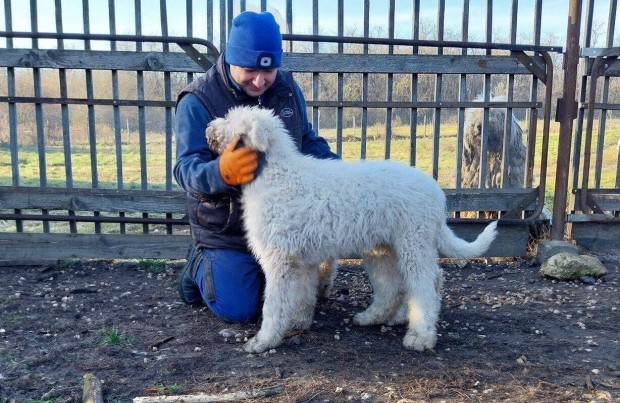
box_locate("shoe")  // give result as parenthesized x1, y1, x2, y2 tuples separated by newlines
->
(178, 244, 204, 305)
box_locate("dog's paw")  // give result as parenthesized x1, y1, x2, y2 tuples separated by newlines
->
(244, 333, 282, 353)
(353, 311, 377, 326)
(244, 337, 269, 353)
(402, 331, 436, 352)
(387, 316, 407, 326)
(291, 316, 313, 331)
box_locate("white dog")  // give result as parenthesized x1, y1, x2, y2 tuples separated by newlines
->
(206, 106, 498, 354)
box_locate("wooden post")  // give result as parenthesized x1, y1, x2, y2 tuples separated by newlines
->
(82, 373, 104, 403)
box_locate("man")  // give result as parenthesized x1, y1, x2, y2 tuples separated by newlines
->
(174, 11, 339, 323)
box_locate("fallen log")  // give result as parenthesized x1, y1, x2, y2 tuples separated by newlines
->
(82, 373, 104, 403)
(132, 384, 285, 403)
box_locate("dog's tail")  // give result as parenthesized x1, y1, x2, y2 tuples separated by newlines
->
(437, 221, 498, 259)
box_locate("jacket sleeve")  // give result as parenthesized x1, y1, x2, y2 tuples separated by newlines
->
(173, 93, 238, 195)
(293, 81, 341, 160)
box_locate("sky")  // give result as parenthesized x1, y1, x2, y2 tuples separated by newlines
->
(0, 0, 618, 51)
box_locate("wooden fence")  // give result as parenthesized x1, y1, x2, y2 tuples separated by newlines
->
(3, 0, 617, 264)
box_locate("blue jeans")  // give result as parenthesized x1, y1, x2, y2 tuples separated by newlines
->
(195, 248, 264, 323)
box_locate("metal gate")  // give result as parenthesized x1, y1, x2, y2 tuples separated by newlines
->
(567, 14, 620, 250)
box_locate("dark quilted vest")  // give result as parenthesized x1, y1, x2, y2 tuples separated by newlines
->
(177, 55, 304, 251)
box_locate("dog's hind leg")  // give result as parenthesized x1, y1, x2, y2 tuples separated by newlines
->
(317, 260, 337, 299)
(395, 236, 443, 352)
(353, 246, 401, 326)
(244, 257, 318, 353)
(388, 266, 445, 326)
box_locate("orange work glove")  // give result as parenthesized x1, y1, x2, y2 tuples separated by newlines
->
(218, 135, 258, 186)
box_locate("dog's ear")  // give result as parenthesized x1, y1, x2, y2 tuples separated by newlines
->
(246, 118, 270, 152)
(223, 106, 271, 153)
(245, 107, 285, 153)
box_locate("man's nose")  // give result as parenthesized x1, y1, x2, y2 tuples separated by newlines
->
(252, 73, 266, 88)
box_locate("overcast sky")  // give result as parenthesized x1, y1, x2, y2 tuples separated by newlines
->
(1, 0, 617, 50)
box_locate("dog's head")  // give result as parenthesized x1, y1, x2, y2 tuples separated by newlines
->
(206, 106, 285, 154)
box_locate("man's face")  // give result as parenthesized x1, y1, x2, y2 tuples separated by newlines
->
(229, 65, 277, 97)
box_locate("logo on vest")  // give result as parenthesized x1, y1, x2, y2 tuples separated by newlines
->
(280, 108, 294, 118)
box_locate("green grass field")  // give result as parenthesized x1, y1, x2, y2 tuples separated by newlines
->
(1, 120, 619, 191)
(0, 140, 173, 190)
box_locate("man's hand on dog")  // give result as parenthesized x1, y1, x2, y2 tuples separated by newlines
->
(218, 135, 258, 186)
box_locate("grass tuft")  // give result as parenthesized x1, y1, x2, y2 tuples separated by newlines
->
(101, 326, 132, 347)
(138, 259, 168, 274)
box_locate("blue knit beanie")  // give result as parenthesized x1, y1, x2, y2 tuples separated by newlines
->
(226, 11, 283, 69)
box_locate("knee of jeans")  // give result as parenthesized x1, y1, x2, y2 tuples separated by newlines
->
(208, 300, 260, 323)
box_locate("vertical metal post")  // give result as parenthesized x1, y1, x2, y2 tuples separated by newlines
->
(311, 0, 319, 135)
(336, 0, 343, 156)
(525, 0, 542, 188)
(454, 0, 468, 188)
(408, 0, 419, 167)
(385, 0, 395, 160)
(552, 0, 582, 240)
(432, 0, 445, 178)
(360, 0, 369, 160)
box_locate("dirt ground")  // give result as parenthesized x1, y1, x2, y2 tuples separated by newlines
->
(1, 252, 619, 403)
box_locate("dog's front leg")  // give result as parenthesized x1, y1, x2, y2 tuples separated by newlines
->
(245, 258, 318, 353)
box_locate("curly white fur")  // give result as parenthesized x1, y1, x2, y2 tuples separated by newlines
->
(206, 106, 498, 353)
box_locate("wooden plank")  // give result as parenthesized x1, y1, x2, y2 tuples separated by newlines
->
(0, 232, 192, 262)
(298, 100, 539, 109)
(0, 223, 526, 263)
(572, 189, 620, 211)
(444, 188, 539, 211)
(283, 53, 545, 74)
(571, 222, 620, 252)
(0, 48, 214, 72)
(0, 186, 187, 213)
(567, 213, 619, 222)
(0, 49, 543, 75)
(0, 96, 542, 110)
(0, 96, 175, 107)
(447, 222, 530, 257)
(0, 186, 540, 215)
